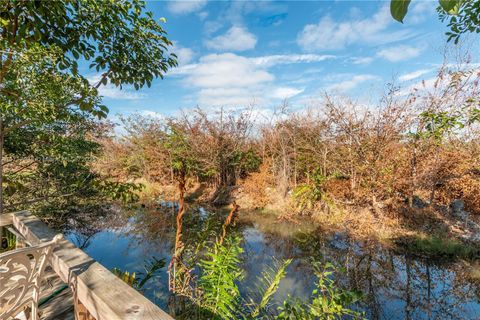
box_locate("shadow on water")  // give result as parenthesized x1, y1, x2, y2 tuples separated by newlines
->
(65, 205, 480, 319)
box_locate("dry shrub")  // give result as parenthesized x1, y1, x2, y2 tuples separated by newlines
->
(237, 161, 274, 209)
(430, 147, 480, 214)
(323, 178, 352, 202)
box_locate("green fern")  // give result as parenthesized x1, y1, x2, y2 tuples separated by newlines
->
(249, 258, 292, 318)
(197, 236, 244, 319)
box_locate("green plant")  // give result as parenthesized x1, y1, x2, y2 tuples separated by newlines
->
(113, 256, 165, 291)
(292, 169, 326, 211)
(249, 258, 293, 318)
(112, 268, 137, 287)
(0, 228, 16, 253)
(277, 262, 364, 320)
(401, 234, 479, 260)
(197, 236, 244, 319)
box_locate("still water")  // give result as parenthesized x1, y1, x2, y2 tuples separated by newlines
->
(66, 205, 480, 319)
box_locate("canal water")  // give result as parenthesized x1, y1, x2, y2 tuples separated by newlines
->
(66, 205, 480, 319)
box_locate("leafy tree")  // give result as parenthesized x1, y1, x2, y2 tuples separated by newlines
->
(0, 0, 177, 87)
(0, 0, 177, 214)
(391, 0, 480, 43)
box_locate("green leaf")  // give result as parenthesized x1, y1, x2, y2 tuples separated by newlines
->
(390, 0, 412, 23)
(439, 0, 458, 13)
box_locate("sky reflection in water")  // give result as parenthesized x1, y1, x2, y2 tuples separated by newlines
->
(66, 207, 480, 319)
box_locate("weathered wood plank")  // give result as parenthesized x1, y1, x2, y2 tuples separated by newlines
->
(11, 211, 174, 320)
(39, 266, 74, 320)
(0, 212, 12, 226)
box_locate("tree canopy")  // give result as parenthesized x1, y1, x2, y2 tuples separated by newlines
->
(0, 0, 177, 89)
(0, 0, 177, 216)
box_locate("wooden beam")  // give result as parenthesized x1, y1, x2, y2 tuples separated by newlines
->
(0, 212, 12, 227)
(11, 211, 174, 320)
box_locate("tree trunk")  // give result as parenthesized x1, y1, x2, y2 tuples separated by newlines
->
(169, 172, 186, 293)
(0, 115, 4, 215)
(408, 143, 417, 208)
(174, 174, 186, 257)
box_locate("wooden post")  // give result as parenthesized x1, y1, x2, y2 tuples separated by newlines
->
(0, 212, 12, 250)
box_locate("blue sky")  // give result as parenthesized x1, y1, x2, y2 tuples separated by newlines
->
(87, 1, 473, 119)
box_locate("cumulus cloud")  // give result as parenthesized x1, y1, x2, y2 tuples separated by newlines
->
(184, 53, 273, 88)
(297, 6, 412, 51)
(173, 53, 317, 106)
(167, 0, 207, 15)
(326, 74, 380, 92)
(183, 53, 272, 105)
(205, 26, 257, 51)
(377, 44, 425, 62)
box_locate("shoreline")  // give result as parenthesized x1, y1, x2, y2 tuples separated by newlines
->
(134, 180, 480, 262)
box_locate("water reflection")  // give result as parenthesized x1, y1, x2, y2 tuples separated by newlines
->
(65, 206, 480, 319)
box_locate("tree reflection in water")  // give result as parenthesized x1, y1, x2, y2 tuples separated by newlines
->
(66, 205, 480, 319)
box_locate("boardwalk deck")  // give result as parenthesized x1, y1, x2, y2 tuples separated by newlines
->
(1, 211, 173, 320)
(39, 266, 74, 320)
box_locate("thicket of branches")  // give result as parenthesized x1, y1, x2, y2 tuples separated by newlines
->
(97, 61, 480, 216)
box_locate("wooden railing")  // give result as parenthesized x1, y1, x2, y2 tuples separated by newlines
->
(0, 211, 174, 320)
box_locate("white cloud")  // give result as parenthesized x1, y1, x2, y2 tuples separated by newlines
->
(185, 53, 273, 88)
(297, 6, 413, 51)
(197, 11, 208, 20)
(171, 42, 195, 66)
(202, 1, 288, 36)
(350, 56, 375, 65)
(183, 53, 272, 105)
(87, 74, 144, 100)
(251, 54, 335, 67)
(140, 110, 165, 119)
(172, 52, 336, 106)
(270, 87, 304, 99)
(377, 45, 425, 62)
(205, 26, 257, 51)
(174, 52, 331, 106)
(397, 76, 439, 96)
(408, 1, 432, 24)
(326, 74, 380, 92)
(397, 65, 480, 96)
(173, 53, 336, 76)
(204, 20, 223, 36)
(167, 0, 207, 15)
(399, 68, 434, 82)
